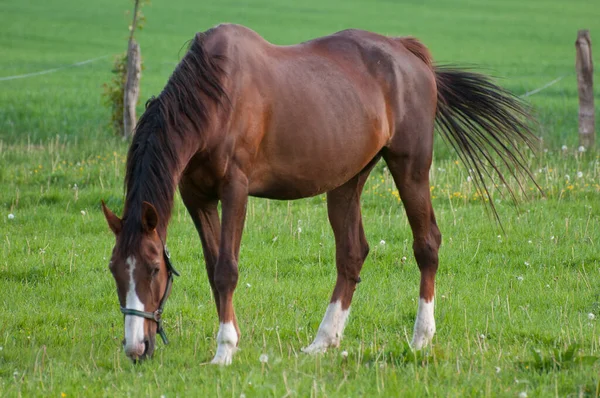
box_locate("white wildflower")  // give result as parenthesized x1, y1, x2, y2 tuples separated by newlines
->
(297, 227, 302, 233)
(80, 210, 86, 216)
(588, 313, 595, 320)
(550, 236, 555, 241)
(561, 145, 568, 151)
(577, 171, 583, 178)
(259, 353, 268, 363)
(524, 261, 530, 267)
(401, 256, 407, 263)
(528, 240, 532, 244)
(517, 276, 524, 282)
(246, 283, 251, 288)
(7, 213, 14, 220)
(379, 240, 386, 246)
(479, 334, 486, 339)
(341, 350, 348, 359)
(578, 146, 586, 153)
(519, 392, 528, 398)
(467, 176, 472, 182)
(495, 366, 501, 373)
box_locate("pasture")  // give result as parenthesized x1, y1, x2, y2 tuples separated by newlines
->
(1, 0, 599, 396)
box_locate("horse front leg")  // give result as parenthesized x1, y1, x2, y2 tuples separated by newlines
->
(211, 172, 248, 365)
(303, 160, 376, 354)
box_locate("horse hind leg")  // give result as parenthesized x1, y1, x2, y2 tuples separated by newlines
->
(302, 158, 378, 354)
(383, 141, 441, 350)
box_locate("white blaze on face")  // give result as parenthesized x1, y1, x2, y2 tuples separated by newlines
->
(302, 300, 350, 354)
(411, 297, 436, 350)
(211, 322, 238, 365)
(123, 256, 145, 355)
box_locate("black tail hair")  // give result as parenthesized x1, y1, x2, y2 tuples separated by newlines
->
(434, 66, 541, 221)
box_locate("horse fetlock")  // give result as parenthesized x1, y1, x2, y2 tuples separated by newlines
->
(411, 298, 436, 350)
(302, 301, 349, 354)
(211, 322, 238, 365)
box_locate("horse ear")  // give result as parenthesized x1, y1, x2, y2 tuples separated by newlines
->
(141, 201, 159, 233)
(101, 200, 122, 235)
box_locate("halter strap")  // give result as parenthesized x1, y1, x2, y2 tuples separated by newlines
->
(120, 242, 180, 345)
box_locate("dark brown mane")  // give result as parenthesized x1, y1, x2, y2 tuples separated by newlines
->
(119, 30, 228, 253)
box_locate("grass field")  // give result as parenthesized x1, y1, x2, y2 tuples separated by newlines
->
(1, 0, 600, 396)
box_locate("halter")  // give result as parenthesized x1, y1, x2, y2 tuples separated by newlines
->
(120, 243, 180, 345)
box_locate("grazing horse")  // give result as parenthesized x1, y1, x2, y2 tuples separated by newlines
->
(102, 24, 537, 364)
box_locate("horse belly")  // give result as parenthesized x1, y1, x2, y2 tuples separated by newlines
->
(248, 125, 385, 200)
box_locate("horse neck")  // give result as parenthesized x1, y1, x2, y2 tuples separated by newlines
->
(123, 126, 202, 241)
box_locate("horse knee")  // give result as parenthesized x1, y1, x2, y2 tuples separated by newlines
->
(214, 259, 239, 293)
(413, 238, 439, 272)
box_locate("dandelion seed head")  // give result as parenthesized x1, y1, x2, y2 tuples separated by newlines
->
(259, 353, 269, 363)
(578, 146, 586, 153)
(80, 210, 86, 216)
(519, 392, 528, 398)
(588, 313, 595, 320)
(7, 213, 14, 220)
(341, 350, 348, 359)
(495, 366, 501, 373)
(561, 145, 568, 151)
(379, 240, 386, 246)
(517, 276, 524, 282)
(401, 256, 407, 263)
(577, 171, 583, 178)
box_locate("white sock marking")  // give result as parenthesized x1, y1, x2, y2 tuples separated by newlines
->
(211, 322, 238, 365)
(303, 300, 350, 354)
(123, 256, 145, 356)
(411, 298, 436, 350)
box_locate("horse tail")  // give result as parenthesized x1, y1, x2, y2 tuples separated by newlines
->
(433, 66, 541, 220)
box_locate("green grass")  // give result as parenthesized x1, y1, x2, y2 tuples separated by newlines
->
(1, 0, 600, 396)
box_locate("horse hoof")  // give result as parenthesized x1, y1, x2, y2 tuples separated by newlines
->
(210, 351, 234, 366)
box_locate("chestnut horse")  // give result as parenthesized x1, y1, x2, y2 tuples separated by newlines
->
(102, 24, 536, 364)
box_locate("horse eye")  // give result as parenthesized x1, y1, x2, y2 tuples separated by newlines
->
(151, 267, 160, 277)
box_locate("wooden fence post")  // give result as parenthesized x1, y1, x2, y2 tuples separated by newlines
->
(576, 29, 595, 148)
(123, 39, 141, 138)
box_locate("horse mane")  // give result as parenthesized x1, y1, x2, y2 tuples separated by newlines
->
(119, 29, 228, 253)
